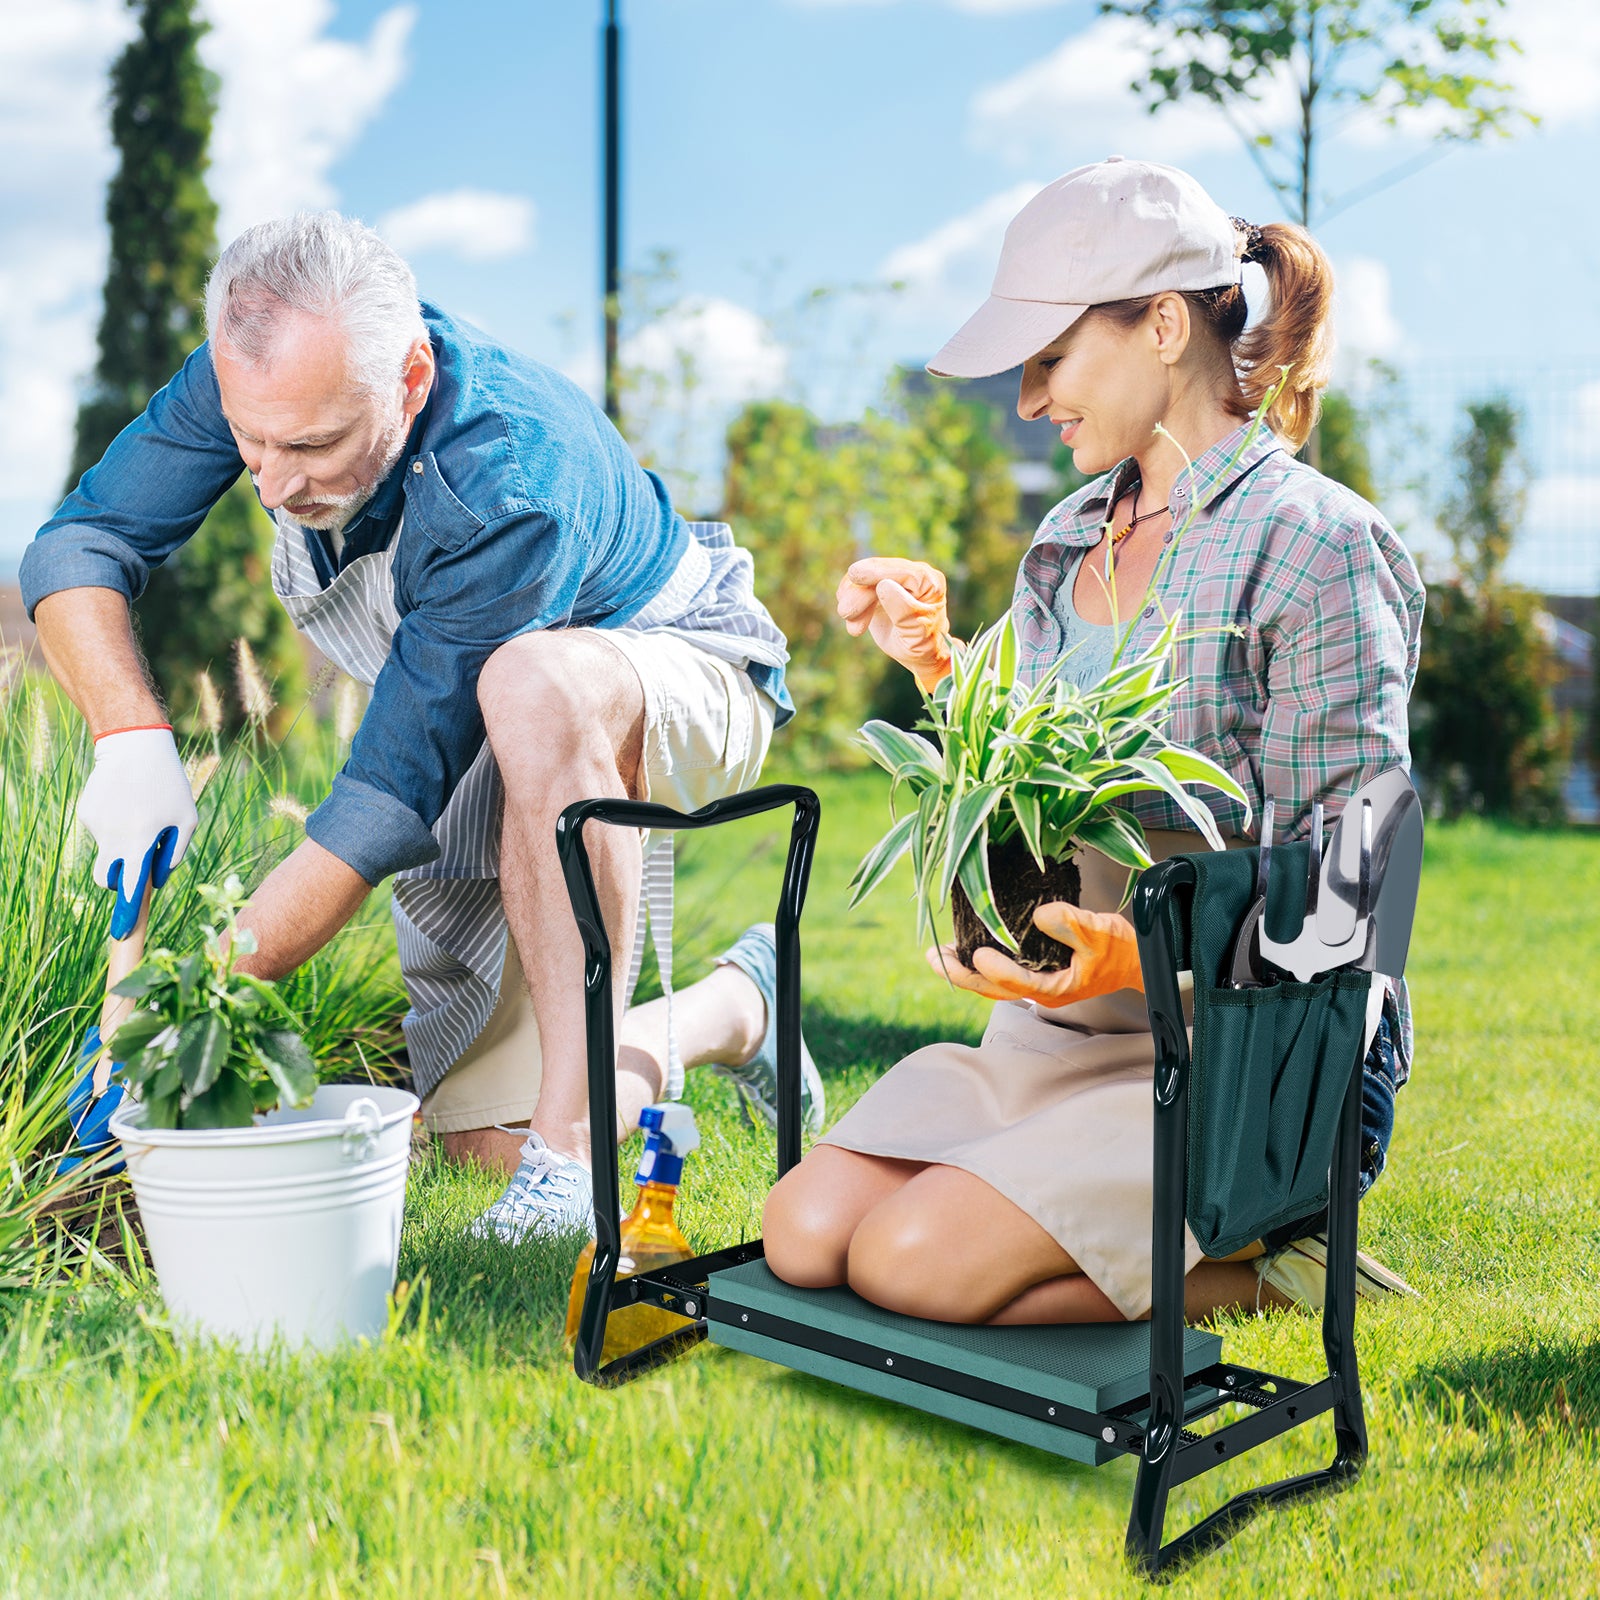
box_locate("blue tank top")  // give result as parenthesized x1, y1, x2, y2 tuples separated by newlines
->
(1049, 548, 1122, 690)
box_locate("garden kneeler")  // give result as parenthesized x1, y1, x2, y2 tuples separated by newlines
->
(560, 798, 1423, 1582)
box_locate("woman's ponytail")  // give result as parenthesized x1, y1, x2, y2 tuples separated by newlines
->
(1233, 222, 1334, 451)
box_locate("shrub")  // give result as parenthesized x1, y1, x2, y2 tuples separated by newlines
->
(1410, 397, 1566, 823)
(724, 383, 1029, 762)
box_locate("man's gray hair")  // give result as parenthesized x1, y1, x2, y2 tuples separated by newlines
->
(205, 212, 426, 395)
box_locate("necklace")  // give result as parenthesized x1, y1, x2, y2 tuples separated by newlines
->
(1110, 487, 1167, 563)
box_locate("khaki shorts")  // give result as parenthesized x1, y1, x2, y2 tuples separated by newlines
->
(418, 628, 777, 1133)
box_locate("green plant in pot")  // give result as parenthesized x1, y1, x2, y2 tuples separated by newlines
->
(108, 876, 317, 1129)
(849, 608, 1250, 970)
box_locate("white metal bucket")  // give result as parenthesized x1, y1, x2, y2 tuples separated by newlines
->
(109, 1083, 419, 1350)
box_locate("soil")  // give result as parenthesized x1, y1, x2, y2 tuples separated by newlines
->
(951, 834, 1081, 973)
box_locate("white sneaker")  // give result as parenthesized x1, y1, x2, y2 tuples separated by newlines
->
(1257, 1232, 1418, 1311)
(469, 1133, 596, 1244)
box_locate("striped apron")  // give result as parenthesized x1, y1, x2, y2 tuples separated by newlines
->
(270, 514, 786, 1102)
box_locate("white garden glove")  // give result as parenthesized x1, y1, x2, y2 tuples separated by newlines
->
(77, 725, 198, 937)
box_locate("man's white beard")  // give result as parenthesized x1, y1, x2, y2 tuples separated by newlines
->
(286, 413, 412, 534)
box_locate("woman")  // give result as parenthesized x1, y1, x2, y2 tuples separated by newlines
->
(763, 158, 1425, 1325)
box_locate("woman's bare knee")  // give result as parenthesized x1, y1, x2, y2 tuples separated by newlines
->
(844, 1166, 1077, 1323)
(844, 1203, 1000, 1323)
(762, 1167, 850, 1288)
(762, 1147, 924, 1290)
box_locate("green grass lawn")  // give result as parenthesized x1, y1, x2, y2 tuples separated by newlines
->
(1, 773, 1597, 1598)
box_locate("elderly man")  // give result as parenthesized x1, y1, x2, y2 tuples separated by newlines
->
(23, 211, 823, 1239)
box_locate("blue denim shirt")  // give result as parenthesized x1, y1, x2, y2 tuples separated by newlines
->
(22, 304, 793, 883)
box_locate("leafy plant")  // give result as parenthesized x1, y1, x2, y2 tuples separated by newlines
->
(0, 1012, 106, 1293)
(108, 877, 318, 1130)
(0, 668, 406, 1127)
(848, 610, 1248, 951)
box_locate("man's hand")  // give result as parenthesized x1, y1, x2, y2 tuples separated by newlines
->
(78, 726, 199, 935)
(837, 557, 954, 690)
(928, 901, 1145, 1007)
(234, 838, 374, 979)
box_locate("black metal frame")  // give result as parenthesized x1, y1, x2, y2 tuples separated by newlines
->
(558, 800, 1372, 1578)
(556, 783, 821, 1385)
(1124, 857, 1368, 1578)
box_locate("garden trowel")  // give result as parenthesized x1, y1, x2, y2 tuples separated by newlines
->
(56, 883, 151, 1175)
(1256, 767, 1423, 983)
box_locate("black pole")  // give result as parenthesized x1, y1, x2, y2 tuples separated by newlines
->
(602, 0, 622, 424)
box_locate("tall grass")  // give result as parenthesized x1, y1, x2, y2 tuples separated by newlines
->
(0, 671, 408, 1174)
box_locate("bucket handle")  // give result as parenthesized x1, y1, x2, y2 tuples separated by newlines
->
(341, 1097, 384, 1163)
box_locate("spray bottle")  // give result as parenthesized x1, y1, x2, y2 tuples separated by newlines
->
(564, 1102, 699, 1362)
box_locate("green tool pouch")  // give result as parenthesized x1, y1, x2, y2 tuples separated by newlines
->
(1175, 845, 1375, 1260)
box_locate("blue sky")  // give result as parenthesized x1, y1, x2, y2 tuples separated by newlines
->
(5, 0, 1599, 583)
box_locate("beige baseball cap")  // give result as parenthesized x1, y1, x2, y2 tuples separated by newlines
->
(928, 157, 1245, 379)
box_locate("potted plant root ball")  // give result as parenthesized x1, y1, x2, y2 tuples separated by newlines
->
(849, 608, 1249, 973)
(107, 878, 418, 1348)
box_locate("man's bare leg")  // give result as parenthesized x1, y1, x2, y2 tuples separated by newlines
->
(439, 959, 768, 1175)
(472, 632, 771, 1177)
(478, 631, 645, 1173)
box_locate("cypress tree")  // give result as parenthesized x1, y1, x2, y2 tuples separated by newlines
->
(69, 0, 302, 728)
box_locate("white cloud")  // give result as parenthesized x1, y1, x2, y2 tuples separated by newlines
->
(876, 181, 1043, 354)
(200, 0, 417, 238)
(0, 0, 136, 569)
(1528, 473, 1600, 530)
(967, 2, 1595, 184)
(1333, 0, 1600, 148)
(1510, 473, 1600, 593)
(969, 17, 1297, 168)
(1332, 256, 1403, 379)
(380, 190, 537, 263)
(624, 296, 788, 408)
(621, 297, 788, 511)
(881, 180, 1042, 290)
(1489, 0, 1600, 130)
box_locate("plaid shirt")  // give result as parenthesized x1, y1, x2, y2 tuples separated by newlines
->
(1012, 420, 1426, 1079)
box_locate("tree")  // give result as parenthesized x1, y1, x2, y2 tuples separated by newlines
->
(1315, 389, 1376, 502)
(70, 0, 302, 729)
(1101, 0, 1532, 226)
(724, 395, 993, 762)
(1410, 397, 1566, 823)
(866, 380, 1028, 732)
(1439, 394, 1526, 589)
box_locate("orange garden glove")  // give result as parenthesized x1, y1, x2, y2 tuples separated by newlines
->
(836, 557, 954, 691)
(929, 901, 1145, 1007)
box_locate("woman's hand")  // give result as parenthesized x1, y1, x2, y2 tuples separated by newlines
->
(928, 901, 1145, 1007)
(836, 557, 954, 690)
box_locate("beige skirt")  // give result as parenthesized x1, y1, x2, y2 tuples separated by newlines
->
(821, 829, 1227, 1321)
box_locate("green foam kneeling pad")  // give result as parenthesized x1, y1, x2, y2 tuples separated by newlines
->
(713, 1321, 1113, 1465)
(707, 1260, 1223, 1458)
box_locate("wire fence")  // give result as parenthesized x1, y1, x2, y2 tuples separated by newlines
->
(1322, 360, 1600, 597)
